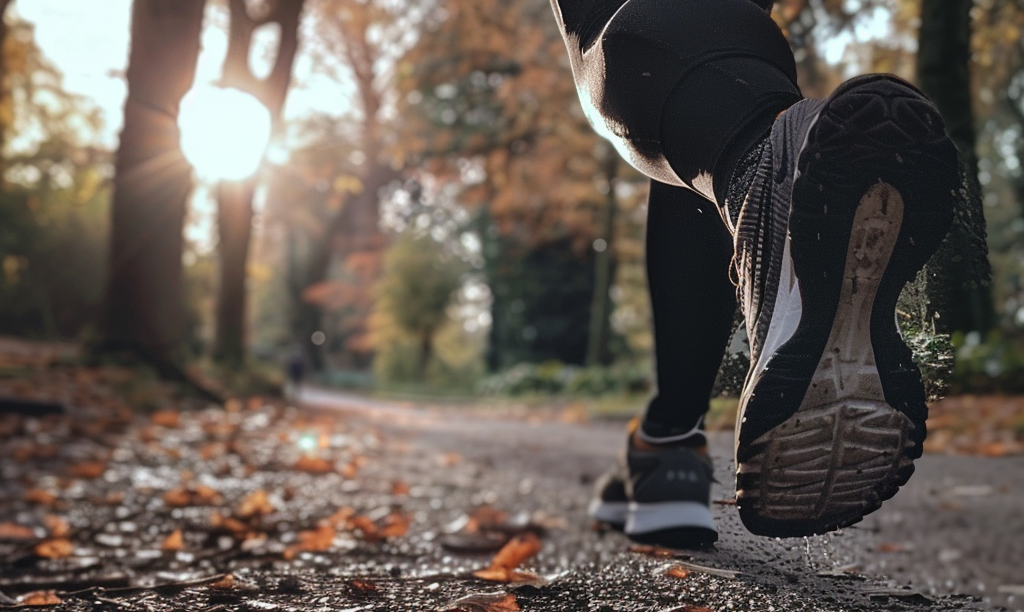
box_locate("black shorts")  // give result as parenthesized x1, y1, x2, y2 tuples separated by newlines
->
(551, 0, 800, 193)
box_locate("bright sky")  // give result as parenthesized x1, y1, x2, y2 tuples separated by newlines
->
(12, 1, 352, 149)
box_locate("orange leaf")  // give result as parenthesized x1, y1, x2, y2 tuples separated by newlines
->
(283, 525, 336, 560)
(488, 532, 541, 571)
(162, 529, 184, 551)
(379, 511, 410, 538)
(665, 566, 691, 580)
(208, 574, 236, 589)
(44, 515, 70, 538)
(24, 489, 58, 506)
(293, 455, 334, 474)
(236, 489, 275, 518)
(391, 480, 410, 496)
(68, 461, 107, 479)
(0, 521, 36, 541)
(151, 410, 180, 428)
(35, 538, 74, 559)
(17, 591, 62, 606)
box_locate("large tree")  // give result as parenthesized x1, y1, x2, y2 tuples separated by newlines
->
(213, 0, 305, 367)
(917, 0, 994, 334)
(103, 0, 205, 361)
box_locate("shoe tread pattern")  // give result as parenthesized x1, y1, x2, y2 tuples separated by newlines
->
(736, 74, 957, 537)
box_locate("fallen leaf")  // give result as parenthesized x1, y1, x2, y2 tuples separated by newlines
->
(68, 461, 107, 479)
(162, 529, 184, 551)
(345, 579, 379, 598)
(665, 566, 691, 580)
(44, 515, 70, 538)
(151, 410, 180, 428)
(17, 591, 62, 606)
(391, 480, 410, 495)
(236, 489, 275, 518)
(877, 542, 906, 553)
(293, 455, 334, 474)
(472, 532, 542, 582)
(0, 522, 36, 541)
(23, 489, 58, 506)
(209, 574, 236, 589)
(35, 538, 74, 559)
(466, 505, 509, 533)
(379, 510, 410, 538)
(443, 591, 520, 612)
(283, 525, 336, 560)
(163, 484, 223, 507)
(439, 452, 463, 466)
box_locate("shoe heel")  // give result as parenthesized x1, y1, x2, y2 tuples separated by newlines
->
(737, 75, 958, 537)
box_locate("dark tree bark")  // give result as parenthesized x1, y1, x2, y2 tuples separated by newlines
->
(917, 0, 994, 334)
(103, 0, 205, 360)
(0, 0, 15, 163)
(213, 0, 305, 367)
(585, 150, 618, 367)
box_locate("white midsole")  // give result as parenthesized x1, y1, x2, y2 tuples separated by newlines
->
(588, 499, 628, 525)
(625, 501, 717, 535)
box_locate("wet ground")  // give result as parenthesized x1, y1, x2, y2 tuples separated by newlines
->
(1, 374, 1021, 612)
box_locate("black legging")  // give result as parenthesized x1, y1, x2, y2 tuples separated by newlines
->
(550, 0, 803, 440)
(643, 181, 735, 443)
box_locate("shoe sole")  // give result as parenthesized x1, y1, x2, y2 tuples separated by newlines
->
(588, 498, 628, 527)
(626, 501, 718, 548)
(735, 75, 958, 537)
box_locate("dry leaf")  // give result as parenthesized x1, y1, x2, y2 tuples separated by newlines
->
(151, 410, 180, 428)
(472, 532, 542, 582)
(445, 591, 520, 612)
(17, 591, 62, 606)
(323, 507, 356, 527)
(391, 480, 410, 495)
(163, 484, 223, 507)
(665, 566, 691, 580)
(379, 510, 410, 538)
(339, 462, 358, 479)
(35, 538, 74, 559)
(209, 574, 236, 589)
(236, 489, 275, 518)
(68, 461, 107, 479)
(283, 525, 336, 560)
(439, 452, 463, 466)
(878, 542, 905, 553)
(24, 489, 58, 506)
(162, 529, 184, 551)
(44, 515, 70, 538)
(0, 522, 36, 541)
(293, 455, 334, 474)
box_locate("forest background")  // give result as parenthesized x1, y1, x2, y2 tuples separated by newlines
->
(0, 0, 1021, 406)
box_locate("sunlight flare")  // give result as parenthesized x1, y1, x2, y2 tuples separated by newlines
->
(178, 85, 273, 181)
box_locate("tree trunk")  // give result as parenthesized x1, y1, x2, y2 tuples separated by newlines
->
(585, 151, 618, 367)
(104, 0, 205, 360)
(213, 0, 305, 366)
(917, 0, 994, 334)
(213, 179, 255, 365)
(0, 0, 15, 164)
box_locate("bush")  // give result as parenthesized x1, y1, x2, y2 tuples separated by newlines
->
(477, 361, 651, 397)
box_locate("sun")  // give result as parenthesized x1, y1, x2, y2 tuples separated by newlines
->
(178, 85, 273, 181)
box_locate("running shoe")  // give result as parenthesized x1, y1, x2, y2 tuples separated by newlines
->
(589, 428, 718, 547)
(731, 74, 958, 537)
